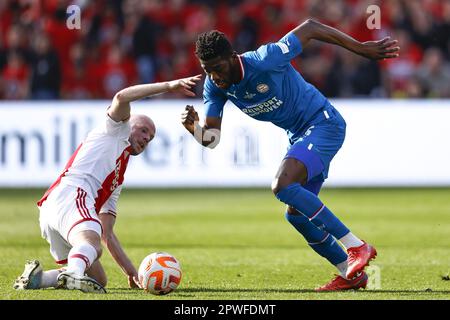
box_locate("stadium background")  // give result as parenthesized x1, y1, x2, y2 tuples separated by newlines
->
(0, 0, 449, 100)
(0, 0, 449, 301)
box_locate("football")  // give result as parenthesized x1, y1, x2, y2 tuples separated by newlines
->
(138, 252, 182, 295)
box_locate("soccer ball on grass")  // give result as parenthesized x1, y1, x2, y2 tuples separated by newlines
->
(138, 252, 182, 295)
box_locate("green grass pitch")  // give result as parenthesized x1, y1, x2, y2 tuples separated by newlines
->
(0, 188, 449, 300)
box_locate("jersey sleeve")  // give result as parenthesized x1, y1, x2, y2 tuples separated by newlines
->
(203, 77, 227, 118)
(91, 111, 131, 139)
(103, 114, 131, 139)
(246, 32, 303, 72)
(99, 185, 122, 217)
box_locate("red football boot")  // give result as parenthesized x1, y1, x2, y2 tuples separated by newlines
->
(346, 241, 377, 279)
(315, 272, 368, 292)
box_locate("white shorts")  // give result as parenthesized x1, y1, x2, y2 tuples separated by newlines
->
(38, 183, 102, 265)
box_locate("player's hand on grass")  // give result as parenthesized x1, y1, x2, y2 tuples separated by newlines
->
(168, 74, 202, 97)
(128, 273, 142, 289)
(181, 105, 200, 133)
(358, 37, 400, 60)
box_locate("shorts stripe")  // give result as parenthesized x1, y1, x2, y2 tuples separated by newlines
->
(107, 210, 117, 217)
(80, 189, 91, 218)
(76, 188, 90, 219)
(75, 188, 86, 218)
(66, 218, 103, 241)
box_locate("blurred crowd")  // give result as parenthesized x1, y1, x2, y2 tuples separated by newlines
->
(0, 0, 449, 100)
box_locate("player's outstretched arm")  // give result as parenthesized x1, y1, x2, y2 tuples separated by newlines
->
(108, 74, 202, 122)
(291, 19, 400, 60)
(99, 212, 142, 288)
(181, 105, 222, 149)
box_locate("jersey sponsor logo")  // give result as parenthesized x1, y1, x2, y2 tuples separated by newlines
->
(111, 159, 122, 192)
(256, 83, 269, 93)
(242, 96, 283, 117)
(95, 147, 131, 213)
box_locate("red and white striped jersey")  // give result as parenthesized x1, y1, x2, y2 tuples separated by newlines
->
(38, 115, 132, 216)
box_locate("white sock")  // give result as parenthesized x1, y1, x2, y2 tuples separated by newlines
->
(339, 232, 364, 250)
(40, 269, 62, 288)
(66, 243, 97, 276)
(336, 261, 348, 279)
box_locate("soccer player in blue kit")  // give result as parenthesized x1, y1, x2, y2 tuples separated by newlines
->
(181, 19, 400, 291)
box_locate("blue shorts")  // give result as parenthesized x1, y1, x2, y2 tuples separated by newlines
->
(284, 105, 346, 183)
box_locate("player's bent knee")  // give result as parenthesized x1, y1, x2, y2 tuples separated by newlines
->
(271, 179, 280, 195)
(271, 177, 292, 196)
(272, 159, 308, 196)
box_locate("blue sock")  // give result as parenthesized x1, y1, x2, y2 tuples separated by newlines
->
(276, 183, 350, 239)
(285, 212, 347, 265)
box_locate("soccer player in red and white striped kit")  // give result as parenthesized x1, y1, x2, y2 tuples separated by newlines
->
(13, 74, 201, 293)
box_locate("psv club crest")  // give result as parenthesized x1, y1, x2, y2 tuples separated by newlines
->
(256, 83, 269, 93)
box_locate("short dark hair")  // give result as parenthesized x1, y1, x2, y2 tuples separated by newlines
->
(195, 30, 233, 61)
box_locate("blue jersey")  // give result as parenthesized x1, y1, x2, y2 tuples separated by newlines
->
(203, 32, 331, 139)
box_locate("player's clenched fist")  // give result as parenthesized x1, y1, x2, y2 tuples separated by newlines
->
(181, 105, 199, 133)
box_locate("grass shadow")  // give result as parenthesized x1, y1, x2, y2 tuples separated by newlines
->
(108, 287, 450, 295)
